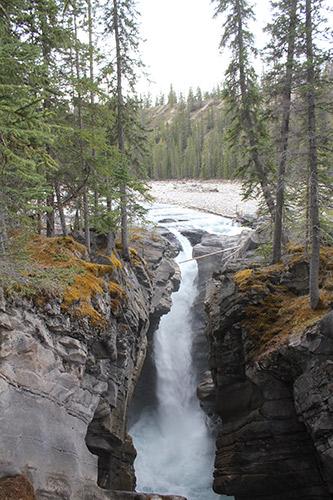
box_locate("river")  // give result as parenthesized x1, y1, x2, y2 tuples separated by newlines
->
(130, 205, 241, 499)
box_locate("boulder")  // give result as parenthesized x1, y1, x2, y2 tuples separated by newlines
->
(179, 228, 209, 246)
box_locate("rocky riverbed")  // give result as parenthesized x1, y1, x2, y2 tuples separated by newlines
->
(149, 180, 258, 218)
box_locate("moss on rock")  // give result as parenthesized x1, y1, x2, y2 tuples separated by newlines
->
(233, 247, 333, 356)
(1, 234, 126, 326)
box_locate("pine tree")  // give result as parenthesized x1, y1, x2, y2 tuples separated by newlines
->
(305, 0, 320, 309)
(265, 0, 300, 263)
(0, 0, 54, 249)
(168, 84, 177, 106)
(105, 0, 146, 260)
(213, 0, 275, 217)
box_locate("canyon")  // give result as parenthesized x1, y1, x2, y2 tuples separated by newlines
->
(0, 205, 332, 500)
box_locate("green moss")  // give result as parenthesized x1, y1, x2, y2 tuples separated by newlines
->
(1, 234, 126, 326)
(233, 247, 333, 357)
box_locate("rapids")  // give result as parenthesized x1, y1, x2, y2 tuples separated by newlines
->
(130, 205, 239, 499)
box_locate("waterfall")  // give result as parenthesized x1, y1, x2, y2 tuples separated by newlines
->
(130, 229, 223, 499)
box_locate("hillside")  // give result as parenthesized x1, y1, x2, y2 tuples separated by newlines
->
(141, 91, 241, 180)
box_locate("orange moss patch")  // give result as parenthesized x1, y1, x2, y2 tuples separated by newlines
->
(0, 475, 36, 500)
(4, 234, 126, 326)
(234, 247, 333, 356)
(129, 246, 145, 268)
(28, 235, 87, 267)
(109, 252, 123, 269)
(63, 273, 104, 305)
(61, 261, 116, 326)
(234, 263, 284, 292)
(109, 281, 125, 297)
(286, 243, 304, 254)
(244, 290, 333, 351)
(73, 303, 104, 325)
(319, 247, 333, 270)
(234, 269, 253, 289)
(129, 228, 145, 241)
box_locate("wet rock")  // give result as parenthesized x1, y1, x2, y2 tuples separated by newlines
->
(179, 228, 209, 246)
(197, 371, 215, 402)
(239, 223, 272, 253)
(197, 371, 220, 430)
(158, 218, 177, 223)
(201, 234, 227, 248)
(156, 227, 182, 256)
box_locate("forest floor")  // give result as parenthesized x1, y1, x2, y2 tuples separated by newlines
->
(149, 180, 259, 218)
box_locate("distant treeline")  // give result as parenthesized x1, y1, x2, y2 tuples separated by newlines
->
(141, 86, 241, 180)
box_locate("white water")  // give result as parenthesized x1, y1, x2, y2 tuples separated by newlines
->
(131, 205, 239, 499)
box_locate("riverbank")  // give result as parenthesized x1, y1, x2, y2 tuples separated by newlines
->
(149, 180, 258, 218)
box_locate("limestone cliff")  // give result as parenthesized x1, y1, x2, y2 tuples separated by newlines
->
(0, 230, 181, 500)
(205, 247, 333, 500)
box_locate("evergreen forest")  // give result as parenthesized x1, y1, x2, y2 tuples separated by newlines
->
(0, 0, 332, 310)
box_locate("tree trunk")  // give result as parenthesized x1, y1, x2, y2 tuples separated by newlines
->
(55, 182, 67, 236)
(305, 164, 310, 255)
(46, 192, 55, 237)
(106, 196, 114, 256)
(306, 0, 320, 309)
(88, 0, 98, 223)
(37, 213, 42, 235)
(40, 6, 55, 239)
(74, 202, 81, 232)
(74, 5, 90, 252)
(88, 0, 94, 108)
(113, 0, 129, 260)
(235, 0, 275, 219)
(83, 188, 90, 250)
(0, 200, 8, 255)
(272, 0, 298, 263)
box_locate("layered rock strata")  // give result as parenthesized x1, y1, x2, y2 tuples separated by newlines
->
(192, 230, 251, 388)
(0, 231, 179, 500)
(205, 253, 333, 500)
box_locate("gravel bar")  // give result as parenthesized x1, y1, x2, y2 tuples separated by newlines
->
(149, 180, 258, 218)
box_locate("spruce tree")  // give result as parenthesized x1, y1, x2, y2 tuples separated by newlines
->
(105, 0, 145, 260)
(212, 0, 275, 217)
(305, 0, 320, 309)
(0, 0, 53, 248)
(265, 0, 300, 263)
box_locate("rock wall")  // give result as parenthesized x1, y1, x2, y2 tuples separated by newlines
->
(192, 232, 247, 382)
(0, 232, 180, 500)
(205, 255, 333, 500)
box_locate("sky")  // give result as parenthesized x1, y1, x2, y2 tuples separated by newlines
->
(136, 0, 272, 98)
